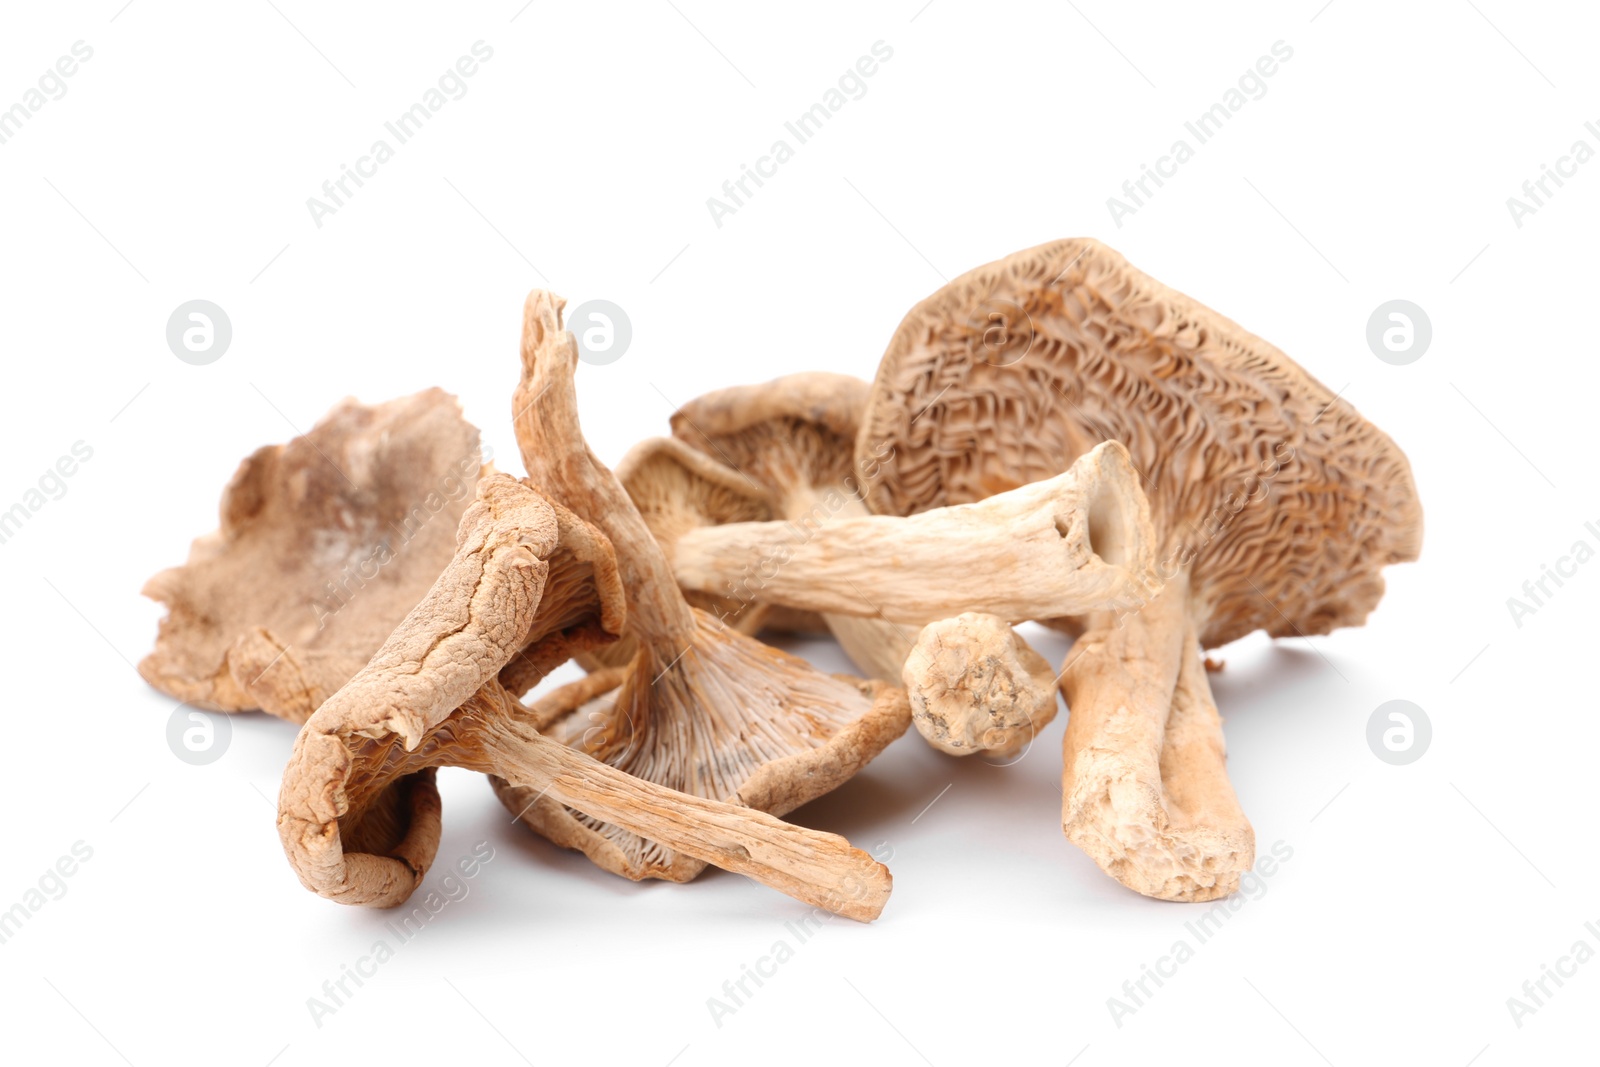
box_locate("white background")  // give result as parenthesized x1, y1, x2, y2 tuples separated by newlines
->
(1, 2, 1595, 1064)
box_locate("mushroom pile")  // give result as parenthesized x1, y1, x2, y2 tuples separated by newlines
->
(139, 238, 1421, 917)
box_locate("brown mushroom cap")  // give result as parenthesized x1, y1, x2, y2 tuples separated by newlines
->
(855, 237, 1423, 647)
(506, 292, 911, 885)
(140, 389, 484, 722)
(670, 372, 871, 499)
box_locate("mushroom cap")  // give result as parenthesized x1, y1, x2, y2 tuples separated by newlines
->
(670, 372, 871, 511)
(856, 238, 1423, 648)
(140, 389, 484, 721)
(672, 371, 870, 447)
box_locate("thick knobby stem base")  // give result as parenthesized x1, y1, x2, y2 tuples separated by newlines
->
(1059, 577, 1254, 902)
(904, 613, 1059, 757)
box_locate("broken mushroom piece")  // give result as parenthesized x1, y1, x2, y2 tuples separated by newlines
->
(668, 373, 915, 681)
(279, 472, 892, 920)
(140, 389, 484, 722)
(670, 440, 1156, 625)
(855, 237, 1423, 900)
(902, 613, 1059, 759)
(504, 290, 911, 889)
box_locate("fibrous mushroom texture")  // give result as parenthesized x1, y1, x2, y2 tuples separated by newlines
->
(855, 238, 1422, 900)
(140, 389, 484, 723)
(279, 472, 891, 920)
(503, 292, 911, 889)
(667, 373, 915, 681)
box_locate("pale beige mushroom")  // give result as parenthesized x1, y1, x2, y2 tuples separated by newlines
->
(855, 237, 1423, 901)
(500, 291, 911, 889)
(666, 373, 914, 680)
(902, 613, 1058, 758)
(279, 472, 891, 920)
(140, 389, 484, 722)
(669, 440, 1156, 624)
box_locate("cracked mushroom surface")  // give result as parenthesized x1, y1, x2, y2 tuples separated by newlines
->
(139, 389, 485, 723)
(855, 238, 1422, 900)
(501, 291, 911, 888)
(279, 473, 891, 920)
(667, 372, 913, 680)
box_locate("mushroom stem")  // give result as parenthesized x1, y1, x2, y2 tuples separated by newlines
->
(671, 442, 1153, 625)
(524, 666, 627, 731)
(475, 716, 890, 921)
(902, 613, 1059, 757)
(1058, 575, 1254, 901)
(515, 292, 698, 646)
(773, 484, 919, 681)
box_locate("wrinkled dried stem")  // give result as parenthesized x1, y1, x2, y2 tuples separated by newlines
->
(673, 441, 1153, 625)
(1059, 575, 1253, 901)
(523, 666, 628, 732)
(475, 711, 890, 921)
(767, 485, 917, 681)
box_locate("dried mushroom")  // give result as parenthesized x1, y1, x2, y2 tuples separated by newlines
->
(668, 373, 913, 680)
(140, 389, 484, 722)
(855, 237, 1422, 900)
(502, 291, 911, 889)
(279, 472, 891, 920)
(902, 613, 1059, 759)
